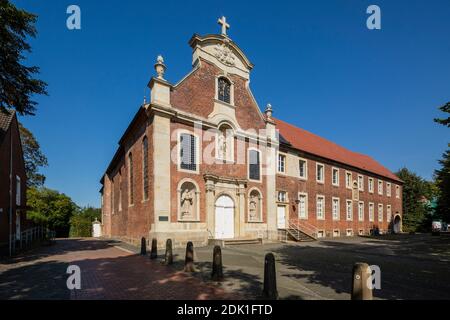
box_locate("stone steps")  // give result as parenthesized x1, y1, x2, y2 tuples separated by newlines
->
(208, 238, 262, 247)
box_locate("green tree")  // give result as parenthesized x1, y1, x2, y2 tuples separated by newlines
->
(396, 168, 435, 232)
(434, 102, 450, 128)
(19, 122, 48, 187)
(0, 0, 47, 115)
(434, 151, 450, 223)
(434, 102, 450, 222)
(69, 207, 101, 238)
(27, 187, 78, 237)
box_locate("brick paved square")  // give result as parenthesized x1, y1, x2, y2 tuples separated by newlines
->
(1, 235, 450, 300)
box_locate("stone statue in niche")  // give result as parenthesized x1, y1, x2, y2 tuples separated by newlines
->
(217, 125, 233, 161)
(249, 192, 259, 221)
(218, 129, 228, 160)
(180, 185, 196, 219)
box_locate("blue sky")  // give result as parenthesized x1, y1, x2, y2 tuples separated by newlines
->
(14, 0, 450, 207)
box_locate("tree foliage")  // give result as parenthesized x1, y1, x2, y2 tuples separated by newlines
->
(18, 122, 48, 187)
(69, 207, 101, 238)
(27, 187, 78, 237)
(434, 150, 450, 223)
(434, 102, 450, 128)
(433, 101, 450, 223)
(0, 0, 47, 115)
(396, 168, 435, 232)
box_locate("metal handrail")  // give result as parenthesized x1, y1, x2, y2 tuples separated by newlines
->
(9, 226, 49, 255)
(289, 218, 318, 239)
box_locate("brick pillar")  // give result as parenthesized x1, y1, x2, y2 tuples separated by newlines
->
(265, 119, 278, 240)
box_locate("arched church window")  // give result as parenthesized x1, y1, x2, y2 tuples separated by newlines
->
(248, 189, 262, 222)
(128, 152, 134, 205)
(217, 123, 234, 161)
(218, 77, 231, 104)
(142, 136, 149, 200)
(178, 180, 200, 221)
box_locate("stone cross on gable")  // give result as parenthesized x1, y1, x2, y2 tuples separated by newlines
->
(218, 16, 230, 36)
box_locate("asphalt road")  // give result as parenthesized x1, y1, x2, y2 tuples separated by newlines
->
(174, 234, 450, 300)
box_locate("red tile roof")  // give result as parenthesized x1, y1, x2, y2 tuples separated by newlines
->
(274, 117, 401, 182)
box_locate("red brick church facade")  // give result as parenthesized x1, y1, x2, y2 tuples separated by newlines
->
(100, 18, 403, 247)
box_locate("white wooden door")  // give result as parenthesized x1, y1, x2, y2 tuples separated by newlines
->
(277, 205, 286, 229)
(215, 195, 234, 239)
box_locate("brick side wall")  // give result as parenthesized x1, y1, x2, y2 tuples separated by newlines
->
(276, 149, 402, 236)
(103, 113, 154, 242)
(0, 116, 28, 246)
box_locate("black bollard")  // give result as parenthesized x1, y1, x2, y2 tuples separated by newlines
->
(140, 237, 147, 256)
(184, 241, 195, 272)
(262, 253, 278, 299)
(150, 238, 157, 259)
(164, 239, 173, 265)
(351, 262, 373, 300)
(211, 245, 224, 281)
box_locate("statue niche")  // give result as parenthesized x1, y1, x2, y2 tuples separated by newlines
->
(248, 189, 261, 222)
(179, 181, 198, 220)
(217, 124, 233, 161)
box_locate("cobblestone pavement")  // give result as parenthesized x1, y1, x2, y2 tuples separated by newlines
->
(0, 238, 239, 300)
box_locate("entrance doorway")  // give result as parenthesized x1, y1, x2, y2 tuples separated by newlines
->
(393, 215, 402, 234)
(215, 195, 234, 239)
(277, 205, 286, 229)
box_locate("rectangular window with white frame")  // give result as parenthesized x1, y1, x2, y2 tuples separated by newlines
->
(378, 180, 383, 195)
(298, 193, 308, 219)
(378, 203, 383, 222)
(346, 171, 352, 189)
(368, 178, 374, 193)
(299, 158, 307, 180)
(386, 182, 391, 197)
(358, 201, 364, 221)
(346, 200, 353, 221)
(332, 197, 340, 221)
(369, 202, 374, 222)
(396, 185, 400, 198)
(277, 191, 288, 203)
(387, 205, 392, 222)
(316, 163, 325, 184)
(316, 195, 325, 220)
(332, 167, 339, 186)
(333, 229, 340, 237)
(358, 175, 364, 191)
(346, 229, 353, 237)
(277, 153, 286, 174)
